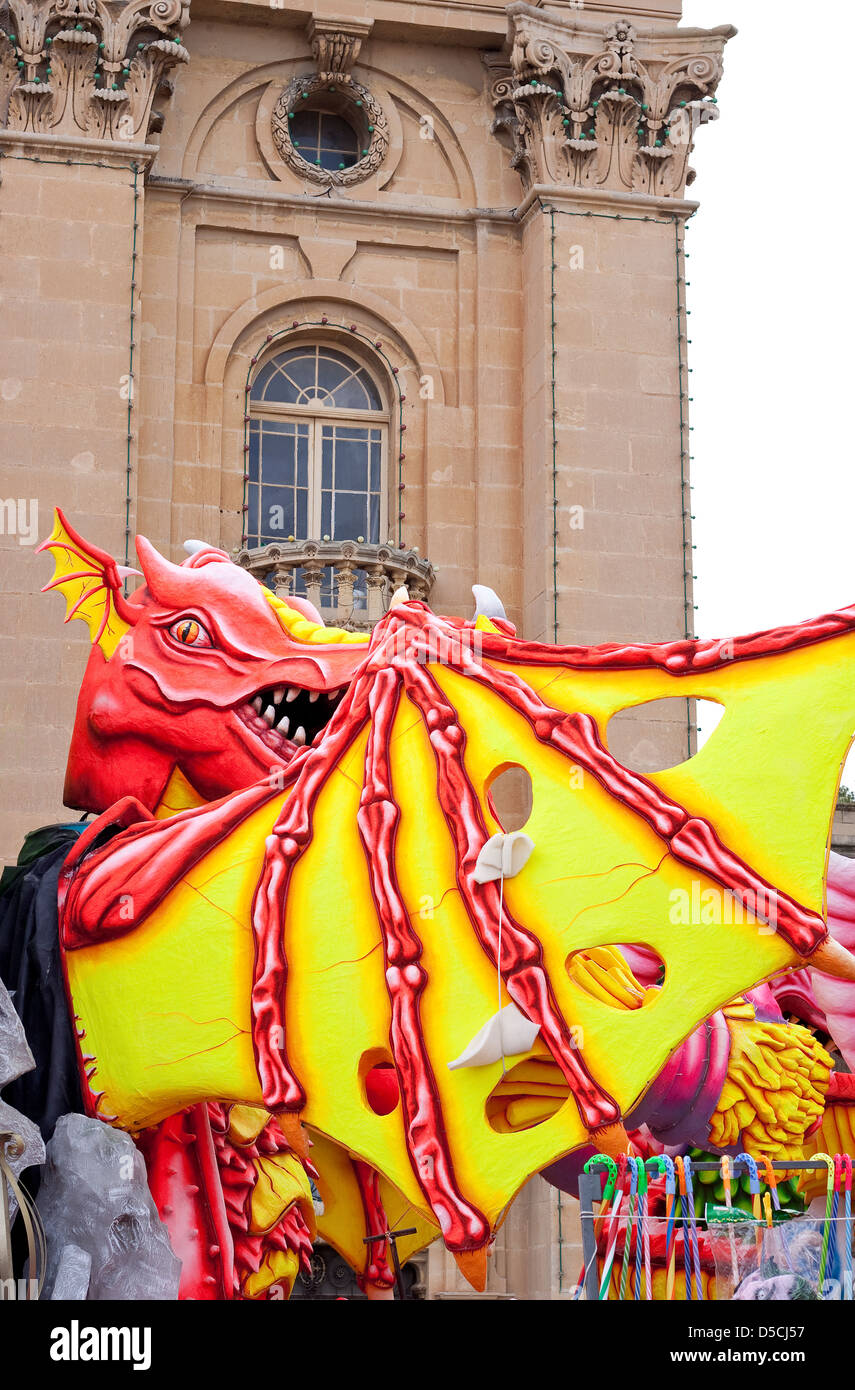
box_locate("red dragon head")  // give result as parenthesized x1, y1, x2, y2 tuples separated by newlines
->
(38, 510, 369, 815)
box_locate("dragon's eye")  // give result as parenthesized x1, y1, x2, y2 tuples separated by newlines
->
(168, 617, 212, 648)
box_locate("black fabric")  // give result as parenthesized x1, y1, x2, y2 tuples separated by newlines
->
(0, 823, 88, 1140)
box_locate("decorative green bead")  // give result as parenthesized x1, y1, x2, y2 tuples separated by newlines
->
(592, 100, 598, 107)
(367, 123, 373, 131)
(301, 90, 308, 98)
(562, 118, 569, 126)
(362, 148, 368, 155)
(641, 102, 648, 110)
(46, 66, 51, 74)
(355, 99, 362, 107)
(287, 111, 294, 120)
(680, 100, 687, 107)
(618, 87, 625, 94)
(338, 162, 345, 169)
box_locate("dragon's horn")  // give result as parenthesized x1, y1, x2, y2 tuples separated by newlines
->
(472, 584, 507, 622)
(807, 936, 855, 982)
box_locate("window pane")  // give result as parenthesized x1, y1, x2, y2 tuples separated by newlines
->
(290, 110, 359, 171)
(333, 434, 369, 491)
(332, 491, 366, 540)
(247, 418, 310, 543)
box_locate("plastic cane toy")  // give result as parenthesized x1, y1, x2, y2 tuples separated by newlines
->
(683, 1155, 704, 1301)
(815, 1153, 836, 1294)
(842, 1155, 852, 1302)
(619, 1156, 638, 1301)
(599, 1155, 628, 1300)
(735, 1152, 762, 1262)
(759, 1155, 781, 1215)
(634, 1157, 647, 1302)
(675, 1157, 692, 1301)
(579, 1154, 618, 1296)
(721, 1155, 740, 1288)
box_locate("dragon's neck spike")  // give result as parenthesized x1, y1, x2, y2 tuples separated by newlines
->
(472, 584, 507, 622)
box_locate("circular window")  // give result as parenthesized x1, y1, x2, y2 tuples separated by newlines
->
(272, 75, 388, 187)
(290, 108, 359, 172)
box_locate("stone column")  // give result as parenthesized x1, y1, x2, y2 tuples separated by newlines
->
(486, 6, 732, 771)
(0, 0, 189, 866)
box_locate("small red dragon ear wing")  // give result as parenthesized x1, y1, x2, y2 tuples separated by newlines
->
(37, 508, 138, 657)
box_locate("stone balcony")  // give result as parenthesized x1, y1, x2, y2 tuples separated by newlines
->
(234, 538, 436, 632)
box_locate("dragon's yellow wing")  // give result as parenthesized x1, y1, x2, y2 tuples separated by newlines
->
(61, 604, 855, 1254)
(37, 508, 133, 658)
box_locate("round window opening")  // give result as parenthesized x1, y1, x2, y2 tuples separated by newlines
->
(290, 108, 360, 172)
(272, 75, 388, 188)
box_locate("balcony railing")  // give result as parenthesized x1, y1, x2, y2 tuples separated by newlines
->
(234, 538, 436, 632)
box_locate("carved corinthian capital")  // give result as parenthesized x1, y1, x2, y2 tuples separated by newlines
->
(485, 4, 734, 198)
(0, 0, 189, 142)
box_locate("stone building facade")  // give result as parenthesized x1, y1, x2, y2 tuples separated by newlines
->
(0, 0, 732, 1298)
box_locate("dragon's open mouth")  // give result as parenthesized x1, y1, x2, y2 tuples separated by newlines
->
(235, 682, 347, 758)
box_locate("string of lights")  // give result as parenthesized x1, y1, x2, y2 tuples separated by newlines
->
(538, 197, 696, 752)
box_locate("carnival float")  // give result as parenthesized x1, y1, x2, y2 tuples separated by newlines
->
(3, 507, 855, 1300)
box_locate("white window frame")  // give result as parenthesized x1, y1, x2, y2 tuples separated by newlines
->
(249, 347, 389, 543)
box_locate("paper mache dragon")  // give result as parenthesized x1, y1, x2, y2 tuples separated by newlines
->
(9, 506, 855, 1300)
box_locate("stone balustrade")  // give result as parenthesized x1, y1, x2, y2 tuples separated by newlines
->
(234, 538, 436, 632)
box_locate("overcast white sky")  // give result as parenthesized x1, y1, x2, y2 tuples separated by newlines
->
(680, 0, 855, 641)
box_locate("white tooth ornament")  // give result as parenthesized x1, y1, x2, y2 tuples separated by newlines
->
(449, 831, 538, 1074)
(472, 831, 535, 884)
(280, 716, 289, 736)
(286, 687, 300, 703)
(263, 705, 276, 726)
(448, 1004, 540, 1071)
(294, 726, 306, 745)
(251, 697, 263, 714)
(389, 586, 410, 609)
(272, 687, 285, 703)
(309, 690, 319, 703)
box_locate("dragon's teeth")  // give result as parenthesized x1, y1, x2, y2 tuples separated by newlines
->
(308, 690, 319, 703)
(272, 687, 285, 703)
(280, 715, 289, 736)
(293, 726, 307, 746)
(263, 705, 276, 726)
(286, 687, 300, 703)
(252, 696, 263, 714)
(328, 687, 341, 701)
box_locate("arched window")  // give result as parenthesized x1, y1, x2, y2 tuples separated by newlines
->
(246, 345, 387, 548)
